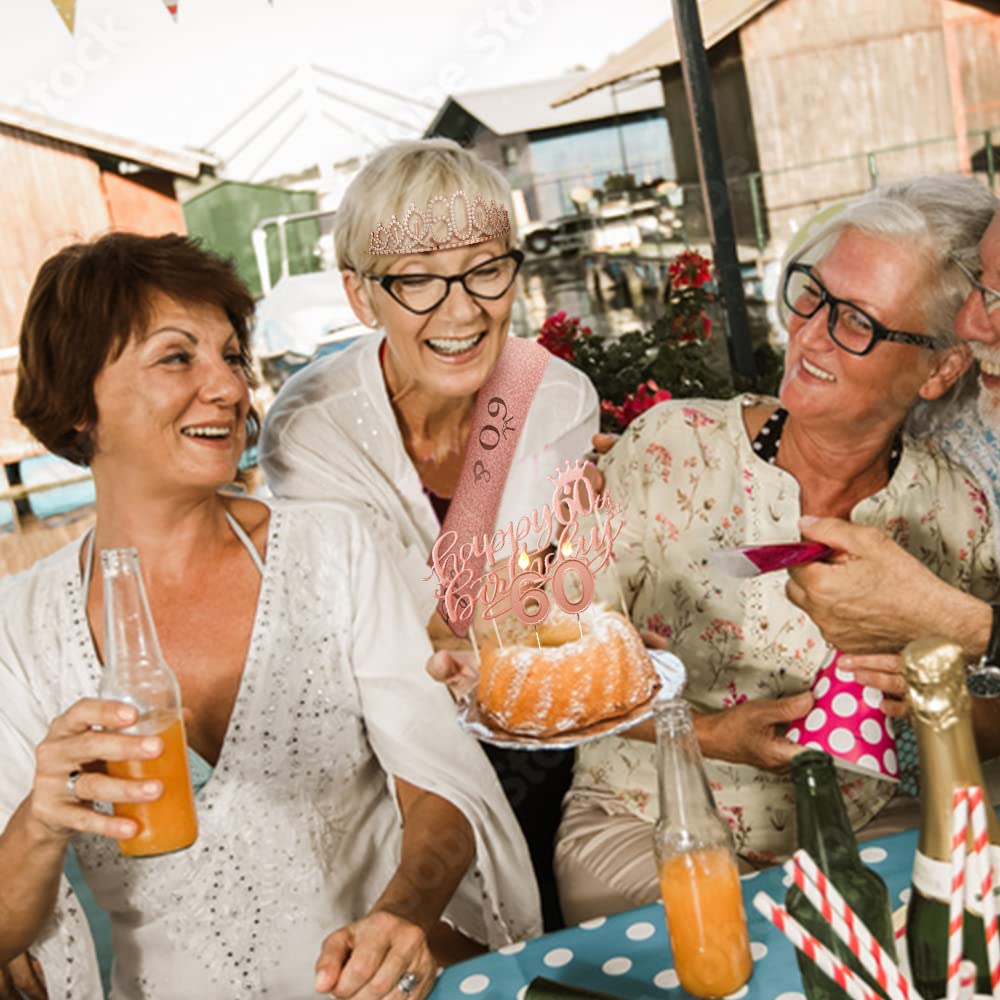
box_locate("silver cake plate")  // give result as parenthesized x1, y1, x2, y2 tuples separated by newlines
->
(457, 649, 687, 750)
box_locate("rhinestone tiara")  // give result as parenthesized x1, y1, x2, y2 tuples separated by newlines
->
(369, 190, 510, 256)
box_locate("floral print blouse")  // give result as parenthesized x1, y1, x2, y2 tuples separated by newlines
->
(571, 395, 998, 865)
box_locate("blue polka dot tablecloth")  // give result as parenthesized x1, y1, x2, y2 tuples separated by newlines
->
(431, 827, 920, 1000)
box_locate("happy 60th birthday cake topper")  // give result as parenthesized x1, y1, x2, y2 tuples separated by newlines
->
(426, 459, 626, 629)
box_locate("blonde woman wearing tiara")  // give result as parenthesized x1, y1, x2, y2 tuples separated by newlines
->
(260, 138, 599, 928)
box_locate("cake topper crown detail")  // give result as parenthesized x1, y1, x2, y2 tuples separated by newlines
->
(369, 190, 511, 256)
(548, 458, 590, 492)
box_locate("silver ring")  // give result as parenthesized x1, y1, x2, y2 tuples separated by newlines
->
(66, 770, 82, 799)
(397, 971, 419, 995)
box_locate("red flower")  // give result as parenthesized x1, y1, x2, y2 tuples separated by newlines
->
(668, 250, 713, 289)
(538, 330, 575, 361)
(537, 311, 591, 362)
(664, 303, 711, 344)
(602, 380, 672, 430)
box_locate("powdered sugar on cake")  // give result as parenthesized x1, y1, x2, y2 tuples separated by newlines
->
(476, 607, 658, 737)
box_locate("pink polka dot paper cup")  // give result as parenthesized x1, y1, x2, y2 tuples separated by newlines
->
(786, 651, 899, 782)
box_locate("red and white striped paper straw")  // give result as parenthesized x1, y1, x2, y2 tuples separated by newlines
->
(787, 851, 912, 1000)
(968, 786, 1000, 998)
(753, 890, 882, 1000)
(958, 959, 978, 1000)
(949, 788, 970, 1000)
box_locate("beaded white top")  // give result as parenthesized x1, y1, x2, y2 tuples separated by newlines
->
(0, 500, 541, 999)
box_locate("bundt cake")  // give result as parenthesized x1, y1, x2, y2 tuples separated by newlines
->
(476, 605, 658, 736)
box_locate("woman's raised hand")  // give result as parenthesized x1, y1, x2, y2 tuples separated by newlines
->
(315, 910, 436, 1000)
(699, 691, 815, 772)
(27, 698, 164, 844)
(580, 432, 619, 497)
(425, 650, 477, 702)
(591, 432, 619, 455)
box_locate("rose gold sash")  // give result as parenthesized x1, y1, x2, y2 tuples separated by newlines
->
(435, 337, 551, 636)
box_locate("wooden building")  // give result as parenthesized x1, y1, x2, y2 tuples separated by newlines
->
(555, 0, 1000, 250)
(0, 104, 216, 466)
(425, 76, 676, 223)
(181, 180, 320, 298)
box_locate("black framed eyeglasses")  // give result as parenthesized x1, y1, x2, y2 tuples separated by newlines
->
(782, 263, 939, 356)
(363, 250, 524, 316)
(954, 258, 1000, 316)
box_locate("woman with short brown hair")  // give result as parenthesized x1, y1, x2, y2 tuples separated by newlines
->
(14, 231, 258, 466)
(0, 232, 538, 999)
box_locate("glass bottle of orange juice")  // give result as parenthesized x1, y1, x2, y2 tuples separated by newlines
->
(654, 699, 752, 999)
(98, 548, 198, 857)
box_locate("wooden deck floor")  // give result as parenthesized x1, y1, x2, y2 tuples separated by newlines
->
(0, 509, 95, 577)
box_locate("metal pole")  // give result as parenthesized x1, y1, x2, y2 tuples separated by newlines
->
(671, 0, 755, 379)
(610, 84, 630, 179)
(748, 173, 765, 255)
(866, 151, 879, 188)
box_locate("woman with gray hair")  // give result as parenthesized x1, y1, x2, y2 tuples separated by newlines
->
(260, 138, 599, 929)
(554, 174, 999, 924)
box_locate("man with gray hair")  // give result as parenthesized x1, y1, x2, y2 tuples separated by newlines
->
(943, 205, 1000, 543)
(787, 204, 1000, 749)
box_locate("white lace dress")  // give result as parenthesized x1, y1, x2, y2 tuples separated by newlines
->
(0, 500, 541, 999)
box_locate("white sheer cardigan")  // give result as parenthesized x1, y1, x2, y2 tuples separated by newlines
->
(259, 335, 600, 621)
(0, 500, 541, 999)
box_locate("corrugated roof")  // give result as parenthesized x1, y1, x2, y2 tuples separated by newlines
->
(0, 103, 217, 179)
(553, 0, 777, 106)
(428, 73, 668, 138)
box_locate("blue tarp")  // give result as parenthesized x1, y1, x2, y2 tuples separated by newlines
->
(19, 454, 95, 520)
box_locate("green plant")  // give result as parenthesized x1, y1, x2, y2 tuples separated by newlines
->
(603, 172, 637, 196)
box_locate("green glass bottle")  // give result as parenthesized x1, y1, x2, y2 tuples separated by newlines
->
(904, 637, 1000, 1000)
(785, 750, 894, 1000)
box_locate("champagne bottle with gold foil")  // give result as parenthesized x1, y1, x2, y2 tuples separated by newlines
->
(904, 637, 1000, 999)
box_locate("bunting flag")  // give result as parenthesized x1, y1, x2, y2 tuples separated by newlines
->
(50, 0, 76, 32)
(161, 0, 178, 20)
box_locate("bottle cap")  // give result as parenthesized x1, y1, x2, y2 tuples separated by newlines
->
(902, 636, 970, 729)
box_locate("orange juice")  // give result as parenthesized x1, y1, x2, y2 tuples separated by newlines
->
(106, 714, 198, 856)
(659, 847, 752, 998)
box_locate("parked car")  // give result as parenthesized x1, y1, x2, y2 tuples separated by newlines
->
(521, 197, 664, 257)
(254, 271, 370, 391)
